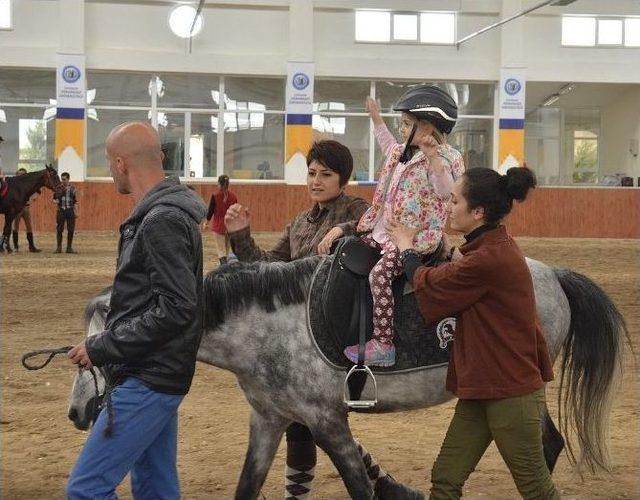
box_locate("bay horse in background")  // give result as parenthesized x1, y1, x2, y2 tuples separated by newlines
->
(69, 255, 627, 499)
(0, 165, 62, 253)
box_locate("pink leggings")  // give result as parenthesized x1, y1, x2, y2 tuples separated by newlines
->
(361, 234, 404, 345)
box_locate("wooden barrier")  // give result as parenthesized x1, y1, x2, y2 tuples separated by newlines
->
(24, 181, 640, 239)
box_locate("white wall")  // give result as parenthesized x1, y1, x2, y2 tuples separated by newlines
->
(2, 0, 640, 82)
(601, 87, 640, 178)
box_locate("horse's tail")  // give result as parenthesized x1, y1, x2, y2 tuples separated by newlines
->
(554, 268, 628, 473)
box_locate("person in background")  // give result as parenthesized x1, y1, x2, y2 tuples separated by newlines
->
(53, 172, 78, 254)
(12, 167, 42, 252)
(206, 174, 237, 265)
(0, 136, 6, 195)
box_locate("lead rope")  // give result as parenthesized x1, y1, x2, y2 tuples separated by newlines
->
(21, 346, 115, 437)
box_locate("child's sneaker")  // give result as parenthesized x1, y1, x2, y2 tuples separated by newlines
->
(344, 339, 396, 367)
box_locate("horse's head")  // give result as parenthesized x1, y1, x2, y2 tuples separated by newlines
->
(44, 164, 64, 196)
(68, 288, 111, 430)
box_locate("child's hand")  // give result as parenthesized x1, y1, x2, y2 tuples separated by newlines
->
(386, 219, 418, 252)
(365, 97, 384, 127)
(416, 132, 439, 159)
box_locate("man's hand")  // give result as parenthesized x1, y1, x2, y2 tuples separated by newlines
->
(224, 204, 250, 233)
(317, 226, 344, 255)
(68, 341, 93, 370)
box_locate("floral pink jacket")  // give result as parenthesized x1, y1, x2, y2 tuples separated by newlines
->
(357, 125, 465, 253)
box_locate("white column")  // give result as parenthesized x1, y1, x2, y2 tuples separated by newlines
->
(500, 0, 524, 67)
(288, 0, 313, 62)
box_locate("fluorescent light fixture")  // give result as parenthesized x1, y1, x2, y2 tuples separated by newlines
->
(0, 109, 6, 123)
(542, 94, 560, 107)
(558, 83, 575, 95)
(169, 5, 203, 39)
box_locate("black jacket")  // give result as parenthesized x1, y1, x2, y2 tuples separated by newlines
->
(86, 177, 206, 394)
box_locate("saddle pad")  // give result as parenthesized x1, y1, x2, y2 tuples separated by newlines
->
(307, 255, 453, 373)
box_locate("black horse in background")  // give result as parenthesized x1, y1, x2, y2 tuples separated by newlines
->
(0, 165, 62, 253)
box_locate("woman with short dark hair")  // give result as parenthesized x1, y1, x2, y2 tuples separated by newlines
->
(225, 140, 404, 498)
(388, 166, 559, 499)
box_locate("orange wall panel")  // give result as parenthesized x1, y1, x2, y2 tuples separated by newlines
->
(24, 182, 640, 239)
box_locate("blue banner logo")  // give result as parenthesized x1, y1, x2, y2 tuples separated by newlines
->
(504, 78, 521, 96)
(62, 65, 82, 83)
(292, 72, 310, 90)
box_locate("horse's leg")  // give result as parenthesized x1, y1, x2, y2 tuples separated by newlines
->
(311, 418, 374, 500)
(235, 409, 289, 500)
(541, 402, 564, 473)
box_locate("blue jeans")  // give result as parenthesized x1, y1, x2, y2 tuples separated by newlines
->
(67, 377, 184, 500)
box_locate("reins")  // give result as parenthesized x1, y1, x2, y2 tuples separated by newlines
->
(21, 346, 115, 437)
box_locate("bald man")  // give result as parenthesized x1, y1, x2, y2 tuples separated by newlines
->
(67, 122, 206, 500)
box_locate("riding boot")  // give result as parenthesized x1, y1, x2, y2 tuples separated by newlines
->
(55, 232, 63, 253)
(66, 231, 77, 254)
(12, 230, 19, 251)
(2, 234, 12, 254)
(27, 232, 41, 253)
(219, 256, 228, 266)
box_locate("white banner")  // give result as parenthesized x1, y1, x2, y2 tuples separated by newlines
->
(499, 67, 526, 123)
(56, 53, 86, 113)
(285, 62, 314, 116)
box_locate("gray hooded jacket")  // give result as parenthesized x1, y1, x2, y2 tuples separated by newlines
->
(86, 177, 207, 394)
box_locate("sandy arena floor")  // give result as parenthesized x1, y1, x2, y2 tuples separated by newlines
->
(1, 231, 638, 499)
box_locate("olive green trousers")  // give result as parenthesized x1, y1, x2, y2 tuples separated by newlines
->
(430, 388, 560, 500)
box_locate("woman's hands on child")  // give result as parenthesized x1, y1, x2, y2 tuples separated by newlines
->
(386, 219, 418, 252)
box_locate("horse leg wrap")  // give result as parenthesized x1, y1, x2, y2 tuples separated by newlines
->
(285, 440, 316, 500)
(355, 439, 387, 485)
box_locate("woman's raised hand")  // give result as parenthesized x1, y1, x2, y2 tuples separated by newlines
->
(317, 226, 344, 255)
(224, 203, 251, 233)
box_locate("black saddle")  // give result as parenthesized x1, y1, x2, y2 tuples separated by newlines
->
(308, 236, 454, 373)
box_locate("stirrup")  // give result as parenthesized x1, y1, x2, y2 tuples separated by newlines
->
(343, 364, 377, 409)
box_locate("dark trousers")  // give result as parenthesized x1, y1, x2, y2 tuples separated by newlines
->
(56, 208, 76, 248)
(430, 388, 559, 500)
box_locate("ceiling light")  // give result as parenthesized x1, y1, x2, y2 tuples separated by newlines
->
(169, 5, 203, 39)
(558, 83, 576, 95)
(542, 94, 560, 106)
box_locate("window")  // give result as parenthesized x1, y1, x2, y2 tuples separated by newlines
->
(393, 14, 418, 41)
(420, 12, 455, 44)
(0, 0, 10, 29)
(625, 18, 640, 47)
(19, 119, 48, 170)
(355, 11, 390, 42)
(598, 19, 622, 45)
(572, 130, 598, 184)
(562, 16, 596, 46)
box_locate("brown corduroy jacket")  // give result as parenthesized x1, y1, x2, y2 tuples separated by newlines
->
(413, 225, 554, 400)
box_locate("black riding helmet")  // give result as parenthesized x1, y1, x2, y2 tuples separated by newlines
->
(393, 85, 458, 134)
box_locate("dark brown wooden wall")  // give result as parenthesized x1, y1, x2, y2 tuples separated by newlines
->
(25, 182, 640, 239)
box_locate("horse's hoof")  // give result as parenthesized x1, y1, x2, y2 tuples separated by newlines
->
(374, 474, 425, 500)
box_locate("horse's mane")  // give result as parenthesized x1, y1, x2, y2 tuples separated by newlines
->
(6, 169, 46, 185)
(203, 256, 323, 328)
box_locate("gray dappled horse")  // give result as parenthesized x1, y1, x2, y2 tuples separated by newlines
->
(68, 255, 625, 499)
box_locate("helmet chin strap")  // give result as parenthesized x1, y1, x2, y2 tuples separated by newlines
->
(399, 124, 418, 164)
